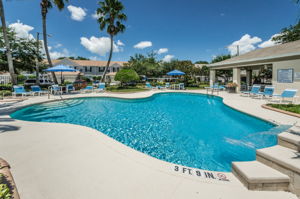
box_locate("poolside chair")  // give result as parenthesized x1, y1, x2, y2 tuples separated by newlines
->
(241, 85, 261, 97)
(81, 86, 93, 93)
(145, 82, 153, 89)
(256, 86, 275, 99)
(179, 83, 185, 90)
(271, 89, 298, 103)
(31, 85, 48, 96)
(95, 83, 105, 92)
(12, 86, 31, 97)
(66, 84, 75, 93)
(51, 85, 62, 95)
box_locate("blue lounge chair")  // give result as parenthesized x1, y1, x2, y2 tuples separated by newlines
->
(95, 83, 105, 92)
(51, 85, 62, 95)
(81, 86, 93, 93)
(13, 86, 31, 97)
(31, 85, 48, 96)
(145, 82, 153, 89)
(272, 89, 298, 103)
(66, 84, 75, 93)
(241, 85, 261, 96)
(257, 86, 275, 99)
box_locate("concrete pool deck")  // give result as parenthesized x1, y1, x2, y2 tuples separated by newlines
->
(0, 90, 299, 199)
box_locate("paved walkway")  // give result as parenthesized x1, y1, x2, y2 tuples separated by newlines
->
(0, 90, 299, 199)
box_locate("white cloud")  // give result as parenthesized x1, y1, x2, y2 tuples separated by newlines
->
(162, 55, 175, 62)
(157, 48, 168, 54)
(67, 5, 87, 21)
(54, 43, 62, 48)
(117, 40, 125, 46)
(92, 11, 103, 19)
(258, 34, 281, 48)
(134, 41, 152, 49)
(80, 36, 122, 56)
(227, 34, 262, 55)
(50, 48, 70, 59)
(8, 20, 34, 40)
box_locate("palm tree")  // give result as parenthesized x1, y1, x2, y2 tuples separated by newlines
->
(40, 0, 68, 84)
(96, 0, 127, 82)
(0, 0, 16, 85)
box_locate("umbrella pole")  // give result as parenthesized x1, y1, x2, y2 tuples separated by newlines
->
(61, 71, 62, 85)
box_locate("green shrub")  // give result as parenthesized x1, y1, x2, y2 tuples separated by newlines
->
(0, 91, 12, 97)
(0, 174, 12, 199)
(115, 68, 139, 86)
(0, 84, 12, 91)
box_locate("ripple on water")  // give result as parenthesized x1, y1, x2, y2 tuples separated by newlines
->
(11, 93, 284, 172)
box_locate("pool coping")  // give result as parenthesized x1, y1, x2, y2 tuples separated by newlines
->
(1, 90, 299, 199)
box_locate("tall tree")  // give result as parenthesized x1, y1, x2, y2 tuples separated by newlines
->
(0, 0, 16, 84)
(40, 0, 68, 84)
(0, 28, 45, 73)
(96, 0, 127, 82)
(272, 21, 300, 44)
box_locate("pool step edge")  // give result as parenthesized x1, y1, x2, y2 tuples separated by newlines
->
(232, 161, 290, 192)
(256, 145, 300, 196)
(278, 132, 300, 151)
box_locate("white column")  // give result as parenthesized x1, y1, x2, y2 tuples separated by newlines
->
(233, 68, 241, 92)
(209, 69, 216, 87)
(246, 69, 252, 89)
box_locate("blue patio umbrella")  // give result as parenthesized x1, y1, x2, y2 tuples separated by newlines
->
(44, 65, 77, 83)
(167, 70, 185, 76)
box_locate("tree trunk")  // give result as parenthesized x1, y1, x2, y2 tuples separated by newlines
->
(0, 0, 16, 85)
(101, 34, 113, 83)
(42, 11, 58, 84)
(35, 32, 40, 85)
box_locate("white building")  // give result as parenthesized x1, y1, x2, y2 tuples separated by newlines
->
(50, 58, 127, 83)
(208, 40, 300, 93)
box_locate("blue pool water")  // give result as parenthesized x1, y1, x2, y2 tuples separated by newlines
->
(11, 93, 286, 171)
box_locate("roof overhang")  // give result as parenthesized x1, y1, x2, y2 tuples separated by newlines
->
(208, 52, 300, 69)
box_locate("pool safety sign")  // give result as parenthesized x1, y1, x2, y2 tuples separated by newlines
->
(173, 165, 230, 182)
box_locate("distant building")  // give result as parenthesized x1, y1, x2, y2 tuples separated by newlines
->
(47, 58, 127, 83)
(194, 64, 207, 69)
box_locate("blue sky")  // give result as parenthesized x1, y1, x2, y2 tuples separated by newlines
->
(4, 0, 300, 62)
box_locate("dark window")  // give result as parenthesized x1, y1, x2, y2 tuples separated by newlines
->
(90, 67, 92, 72)
(113, 67, 116, 72)
(84, 67, 88, 72)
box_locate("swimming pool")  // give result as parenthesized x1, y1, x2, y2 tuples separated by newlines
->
(11, 93, 285, 172)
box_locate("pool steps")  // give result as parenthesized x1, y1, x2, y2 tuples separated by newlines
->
(232, 131, 300, 196)
(232, 161, 290, 191)
(278, 132, 300, 151)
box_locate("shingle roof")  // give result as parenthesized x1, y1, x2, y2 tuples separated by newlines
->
(48, 58, 127, 67)
(209, 40, 300, 68)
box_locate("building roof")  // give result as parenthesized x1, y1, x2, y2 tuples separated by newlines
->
(46, 58, 127, 67)
(209, 40, 300, 68)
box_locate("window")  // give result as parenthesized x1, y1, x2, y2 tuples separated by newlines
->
(90, 67, 92, 72)
(99, 67, 105, 72)
(113, 67, 116, 72)
(84, 67, 88, 72)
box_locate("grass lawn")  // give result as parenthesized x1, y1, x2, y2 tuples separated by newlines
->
(107, 86, 148, 93)
(267, 104, 300, 114)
